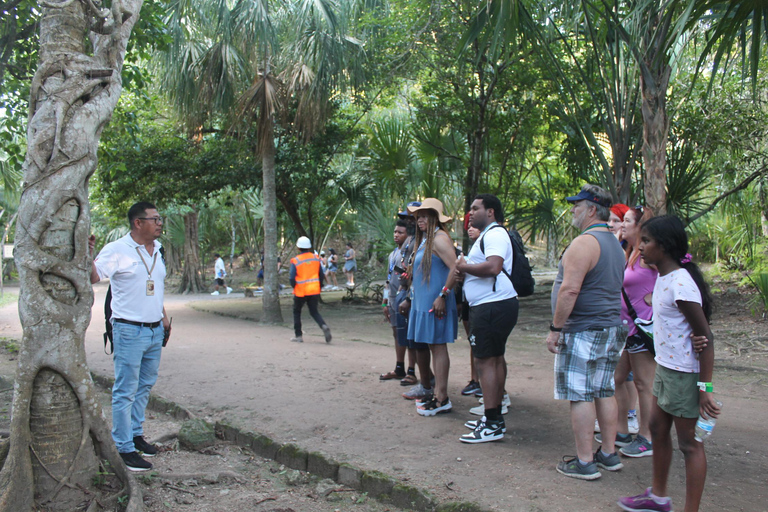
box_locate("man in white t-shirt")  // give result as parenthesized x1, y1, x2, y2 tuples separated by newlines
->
(91, 202, 171, 472)
(455, 193, 518, 443)
(211, 253, 232, 295)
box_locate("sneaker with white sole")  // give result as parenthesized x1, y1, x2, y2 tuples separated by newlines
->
(226, 287, 232, 294)
(594, 419, 601, 433)
(415, 391, 434, 407)
(594, 432, 633, 447)
(469, 403, 508, 416)
(620, 434, 653, 458)
(556, 456, 601, 480)
(460, 418, 504, 443)
(617, 488, 672, 512)
(464, 417, 507, 433)
(402, 383, 431, 400)
(133, 436, 158, 457)
(416, 396, 452, 416)
(290, 336, 303, 343)
(461, 380, 481, 396)
(478, 393, 511, 407)
(211, 290, 220, 295)
(627, 415, 640, 434)
(120, 451, 152, 472)
(594, 448, 624, 471)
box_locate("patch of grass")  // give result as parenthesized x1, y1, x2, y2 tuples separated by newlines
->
(0, 293, 17, 309)
(0, 338, 18, 354)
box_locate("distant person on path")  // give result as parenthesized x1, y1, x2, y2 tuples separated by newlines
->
(326, 248, 339, 289)
(547, 184, 626, 480)
(380, 220, 417, 383)
(344, 242, 357, 287)
(257, 252, 281, 288)
(90, 201, 171, 473)
(211, 253, 232, 295)
(399, 198, 458, 416)
(455, 194, 518, 443)
(289, 236, 332, 343)
(618, 216, 719, 512)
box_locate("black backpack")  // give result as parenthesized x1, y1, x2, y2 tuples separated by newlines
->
(479, 225, 535, 297)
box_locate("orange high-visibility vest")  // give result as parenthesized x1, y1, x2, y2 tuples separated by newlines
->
(291, 252, 322, 297)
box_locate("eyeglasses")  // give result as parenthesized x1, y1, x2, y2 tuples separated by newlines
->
(139, 216, 164, 224)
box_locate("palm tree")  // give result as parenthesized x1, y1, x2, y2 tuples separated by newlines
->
(159, 0, 363, 322)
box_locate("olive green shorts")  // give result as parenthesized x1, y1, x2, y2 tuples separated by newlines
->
(653, 364, 700, 419)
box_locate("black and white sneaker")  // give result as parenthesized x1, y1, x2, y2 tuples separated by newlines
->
(464, 416, 507, 433)
(459, 419, 504, 443)
(416, 396, 452, 416)
(133, 436, 158, 457)
(120, 451, 153, 472)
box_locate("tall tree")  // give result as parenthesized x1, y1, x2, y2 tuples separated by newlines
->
(1, 0, 145, 509)
(159, 0, 363, 322)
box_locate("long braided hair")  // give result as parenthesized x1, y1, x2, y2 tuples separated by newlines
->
(412, 210, 447, 284)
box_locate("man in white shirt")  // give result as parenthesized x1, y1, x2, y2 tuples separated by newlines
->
(211, 253, 232, 295)
(455, 194, 518, 443)
(91, 202, 171, 472)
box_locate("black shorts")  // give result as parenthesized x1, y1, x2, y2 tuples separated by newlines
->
(625, 333, 655, 356)
(460, 299, 470, 322)
(215, 278, 225, 286)
(469, 298, 519, 358)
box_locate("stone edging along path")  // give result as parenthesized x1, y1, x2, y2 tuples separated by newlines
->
(90, 372, 491, 512)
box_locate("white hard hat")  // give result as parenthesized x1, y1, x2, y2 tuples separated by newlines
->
(296, 236, 312, 249)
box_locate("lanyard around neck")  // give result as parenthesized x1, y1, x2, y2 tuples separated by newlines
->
(135, 246, 158, 279)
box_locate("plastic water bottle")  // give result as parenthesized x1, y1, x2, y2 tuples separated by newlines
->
(694, 401, 723, 442)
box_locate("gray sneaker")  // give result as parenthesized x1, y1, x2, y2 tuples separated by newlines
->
(402, 383, 430, 400)
(290, 336, 303, 343)
(321, 325, 332, 343)
(594, 432, 633, 447)
(556, 456, 601, 480)
(620, 434, 653, 458)
(594, 449, 624, 471)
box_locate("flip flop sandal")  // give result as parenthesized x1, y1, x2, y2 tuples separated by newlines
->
(400, 374, 418, 386)
(379, 370, 405, 381)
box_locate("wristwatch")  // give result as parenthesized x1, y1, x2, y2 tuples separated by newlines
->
(549, 323, 562, 332)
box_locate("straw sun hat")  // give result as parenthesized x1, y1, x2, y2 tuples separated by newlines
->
(407, 198, 452, 224)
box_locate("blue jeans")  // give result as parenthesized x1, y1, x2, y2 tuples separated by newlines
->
(111, 321, 163, 453)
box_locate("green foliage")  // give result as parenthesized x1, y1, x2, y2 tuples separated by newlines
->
(747, 273, 768, 316)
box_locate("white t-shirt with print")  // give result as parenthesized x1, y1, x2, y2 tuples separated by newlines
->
(652, 268, 702, 373)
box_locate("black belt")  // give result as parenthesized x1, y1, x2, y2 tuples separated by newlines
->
(113, 318, 161, 328)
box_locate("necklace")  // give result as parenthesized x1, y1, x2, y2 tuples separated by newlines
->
(580, 223, 609, 235)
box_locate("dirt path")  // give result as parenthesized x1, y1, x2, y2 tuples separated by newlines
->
(1, 282, 767, 511)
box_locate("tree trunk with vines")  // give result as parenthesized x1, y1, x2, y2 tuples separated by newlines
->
(0, 0, 144, 509)
(178, 210, 203, 294)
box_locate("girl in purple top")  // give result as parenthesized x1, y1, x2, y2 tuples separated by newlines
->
(613, 206, 659, 458)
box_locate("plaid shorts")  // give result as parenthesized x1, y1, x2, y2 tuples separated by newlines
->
(554, 326, 627, 402)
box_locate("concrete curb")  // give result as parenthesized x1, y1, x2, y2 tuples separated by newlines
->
(90, 371, 489, 512)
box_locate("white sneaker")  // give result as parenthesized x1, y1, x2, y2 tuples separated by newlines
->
(594, 419, 601, 433)
(469, 403, 508, 416)
(479, 394, 511, 407)
(226, 287, 232, 294)
(211, 291, 220, 295)
(628, 415, 640, 434)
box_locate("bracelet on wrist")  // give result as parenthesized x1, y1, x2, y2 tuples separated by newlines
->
(549, 323, 562, 332)
(697, 381, 713, 392)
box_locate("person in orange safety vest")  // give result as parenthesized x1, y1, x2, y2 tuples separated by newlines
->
(289, 236, 332, 343)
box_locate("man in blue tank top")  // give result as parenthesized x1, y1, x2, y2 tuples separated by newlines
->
(547, 184, 628, 481)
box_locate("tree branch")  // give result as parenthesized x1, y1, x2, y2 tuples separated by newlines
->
(687, 164, 768, 224)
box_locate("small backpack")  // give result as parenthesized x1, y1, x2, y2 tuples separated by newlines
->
(479, 225, 535, 297)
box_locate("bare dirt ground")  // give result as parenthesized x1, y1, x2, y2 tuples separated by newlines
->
(0, 272, 766, 512)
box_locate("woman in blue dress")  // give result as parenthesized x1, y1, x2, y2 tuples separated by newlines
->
(399, 198, 458, 416)
(344, 242, 357, 287)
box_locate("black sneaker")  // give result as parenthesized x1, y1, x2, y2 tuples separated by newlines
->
(120, 451, 153, 472)
(133, 436, 158, 457)
(464, 417, 507, 433)
(461, 380, 481, 396)
(459, 418, 504, 443)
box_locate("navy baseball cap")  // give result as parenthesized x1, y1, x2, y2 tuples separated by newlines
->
(398, 201, 421, 217)
(565, 190, 612, 208)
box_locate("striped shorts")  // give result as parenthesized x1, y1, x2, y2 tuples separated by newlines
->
(554, 326, 626, 402)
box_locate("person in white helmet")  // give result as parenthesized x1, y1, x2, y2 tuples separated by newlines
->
(289, 236, 331, 343)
